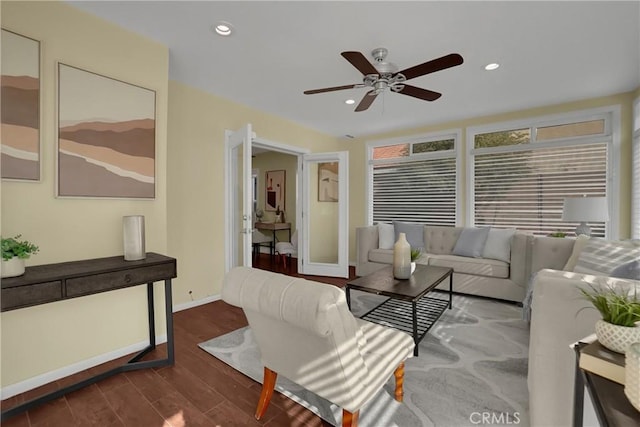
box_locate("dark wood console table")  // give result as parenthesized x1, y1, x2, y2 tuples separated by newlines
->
(0, 252, 177, 421)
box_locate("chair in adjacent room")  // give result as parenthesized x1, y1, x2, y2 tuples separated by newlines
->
(221, 266, 415, 427)
(252, 230, 274, 261)
(274, 229, 297, 269)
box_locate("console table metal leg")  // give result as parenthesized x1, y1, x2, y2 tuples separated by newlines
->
(148, 282, 156, 347)
(412, 301, 419, 356)
(448, 273, 453, 309)
(165, 279, 175, 364)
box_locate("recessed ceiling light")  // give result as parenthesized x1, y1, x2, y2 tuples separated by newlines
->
(345, 99, 355, 105)
(484, 63, 500, 71)
(213, 21, 233, 36)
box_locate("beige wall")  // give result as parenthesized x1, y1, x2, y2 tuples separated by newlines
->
(346, 91, 638, 262)
(1, 1, 169, 387)
(166, 81, 339, 308)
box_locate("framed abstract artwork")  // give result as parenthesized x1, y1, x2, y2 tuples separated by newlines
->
(318, 162, 338, 202)
(1, 29, 41, 181)
(265, 170, 285, 211)
(57, 63, 156, 198)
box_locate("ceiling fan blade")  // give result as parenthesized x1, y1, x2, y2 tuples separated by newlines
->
(398, 53, 464, 81)
(341, 51, 379, 76)
(303, 84, 361, 95)
(397, 84, 442, 101)
(355, 90, 378, 112)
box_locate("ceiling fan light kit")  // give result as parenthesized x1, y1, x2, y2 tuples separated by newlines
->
(304, 47, 463, 111)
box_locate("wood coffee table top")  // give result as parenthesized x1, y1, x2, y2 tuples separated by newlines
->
(346, 264, 453, 302)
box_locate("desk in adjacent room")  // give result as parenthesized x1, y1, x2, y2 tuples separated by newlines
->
(255, 221, 291, 243)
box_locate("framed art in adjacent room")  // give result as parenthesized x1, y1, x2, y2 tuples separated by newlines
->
(318, 162, 338, 202)
(265, 169, 285, 211)
(57, 63, 156, 198)
(1, 29, 41, 181)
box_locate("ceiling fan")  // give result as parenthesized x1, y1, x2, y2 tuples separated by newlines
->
(303, 48, 463, 112)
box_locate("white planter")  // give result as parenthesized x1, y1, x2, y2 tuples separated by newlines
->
(1, 257, 25, 278)
(411, 262, 416, 275)
(595, 319, 640, 354)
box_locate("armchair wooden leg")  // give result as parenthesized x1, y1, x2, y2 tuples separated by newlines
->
(394, 362, 405, 402)
(342, 409, 359, 427)
(255, 367, 277, 420)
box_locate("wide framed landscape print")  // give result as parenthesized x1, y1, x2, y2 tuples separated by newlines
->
(57, 63, 156, 198)
(1, 29, 41, 181)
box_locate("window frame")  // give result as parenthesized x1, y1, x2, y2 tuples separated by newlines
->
(466, 105, 621, 239)
(365, 129, 463, 226)
(632, 96, 640, 239)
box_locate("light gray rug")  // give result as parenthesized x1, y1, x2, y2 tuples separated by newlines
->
(199, 291, 530, 427)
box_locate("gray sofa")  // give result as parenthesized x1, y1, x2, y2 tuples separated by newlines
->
(527, 236, 640, 427)
(355, 225, 531, 303)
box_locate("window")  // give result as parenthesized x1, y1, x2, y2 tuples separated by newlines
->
(469, 109, 616, 238)
(633, 97, 640, 239)
(368, 132, 459, 226)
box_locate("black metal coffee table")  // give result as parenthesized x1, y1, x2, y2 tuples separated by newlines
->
(345, 264, 453, 356)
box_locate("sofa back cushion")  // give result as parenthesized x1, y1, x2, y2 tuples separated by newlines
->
(423, 226, 463, 255)
(452, 227, 490, 258)
(377, 222, 395, 250)
(482, 228, 516, 262)
(393, 221, 425, 250)
(574, 238, 640, 277)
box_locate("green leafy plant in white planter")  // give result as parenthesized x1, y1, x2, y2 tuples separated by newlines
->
(580, 283, 640, 353)
(1, 235, 39, 278)
(410, 248, 422, 275)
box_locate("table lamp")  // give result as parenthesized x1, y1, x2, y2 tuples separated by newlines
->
(562, 196, 608, 236)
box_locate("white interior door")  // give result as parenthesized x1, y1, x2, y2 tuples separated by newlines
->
(224, 124, 254, 271)
(299, 151, 349, 278)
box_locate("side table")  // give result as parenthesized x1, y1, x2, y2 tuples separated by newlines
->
(574, 341, 640, 427)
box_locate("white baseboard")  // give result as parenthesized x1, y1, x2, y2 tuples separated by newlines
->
(173, 294, 221, 312)
(1, 334, 167, 400)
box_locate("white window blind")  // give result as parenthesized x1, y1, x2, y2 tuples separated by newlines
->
(372, 157, 456, 225)
(474, 143, 607, 236)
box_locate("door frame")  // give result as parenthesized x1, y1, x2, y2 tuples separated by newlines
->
(224, 132, 309, 273)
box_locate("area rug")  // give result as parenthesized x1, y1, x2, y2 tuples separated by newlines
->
(198, 292, 530, 427)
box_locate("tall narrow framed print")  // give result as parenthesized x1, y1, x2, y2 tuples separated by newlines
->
(1, 29, 41, 181)
(57, 63, 156, 198)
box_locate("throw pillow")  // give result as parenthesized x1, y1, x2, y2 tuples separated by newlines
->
(377, 222, 395, 250)
(563, 234, 591, 271)
(452, 227, 490, 258)
(393, 221, 425, 250)
(482, 228, 516, 263)
(610, 260, 640, 280)
(574, 239, 640, 276)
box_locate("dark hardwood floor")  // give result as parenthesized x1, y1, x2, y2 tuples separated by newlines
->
(1, 255, 357, 427)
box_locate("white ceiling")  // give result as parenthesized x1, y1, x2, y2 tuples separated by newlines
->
(69, 1, 640, 139)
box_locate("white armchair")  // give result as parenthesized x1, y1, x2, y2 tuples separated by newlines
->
(221, 267, 415, 427)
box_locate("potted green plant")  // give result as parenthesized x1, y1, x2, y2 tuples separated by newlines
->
(410, 248, 422, 275)
(580, 283, 640, 353)
(1, 235, 39, 278)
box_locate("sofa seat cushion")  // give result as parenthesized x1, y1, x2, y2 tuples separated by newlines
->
(369, 248, 393, 264)
(428, 254, 509, 278)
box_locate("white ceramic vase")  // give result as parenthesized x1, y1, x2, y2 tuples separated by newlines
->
(393, 233, 411, 279)
(595, 319, 640, 354)
(1, 257, 25, 278)
(625, 342, 640, 412)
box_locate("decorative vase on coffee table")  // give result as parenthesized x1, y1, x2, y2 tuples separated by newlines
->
(595, 319, 640, 354)
(393, 232, 411, 279)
